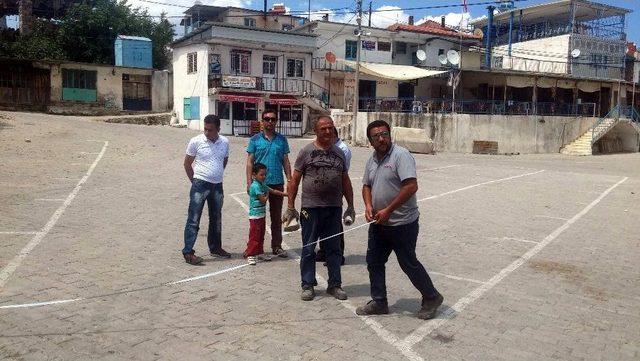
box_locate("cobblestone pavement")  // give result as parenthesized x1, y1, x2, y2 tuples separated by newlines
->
(1, 111, 639, 360)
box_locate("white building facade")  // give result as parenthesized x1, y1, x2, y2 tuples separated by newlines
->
(172, 23, 326, 136)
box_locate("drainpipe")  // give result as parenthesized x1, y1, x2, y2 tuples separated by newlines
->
(485, 6, 495, 70)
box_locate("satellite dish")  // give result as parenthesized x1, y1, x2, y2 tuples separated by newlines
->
(416, 49, 427, 61)
(438, 54, 448, 65)
(353, 28, 361, 36)
(447, 50, 460, 65)
(571, 49, 581, 58)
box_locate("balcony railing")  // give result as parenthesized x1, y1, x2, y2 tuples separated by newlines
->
(358, 97, 596, 117)
(208, 74, 329, 110)
(311, 58, 354, 72)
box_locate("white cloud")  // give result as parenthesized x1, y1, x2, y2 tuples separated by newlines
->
(417, 12, 471, 29)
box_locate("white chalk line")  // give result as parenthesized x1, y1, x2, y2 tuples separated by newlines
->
(230, 195, 424, 361)
(534, 215, 569, 221)
(486, 236, 539, 245)
(0, 231, 40, 235)
(0, 141, 109, 291)
(403, 176, 629, 347)
(417, 170, 545, 202)
(0, 263, 250, 310)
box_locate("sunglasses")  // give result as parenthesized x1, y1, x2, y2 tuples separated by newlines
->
(262, 117, 277, 122)
(370, 131, 390, 139)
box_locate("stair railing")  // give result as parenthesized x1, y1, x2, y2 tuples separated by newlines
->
(591, 105, 621, 145)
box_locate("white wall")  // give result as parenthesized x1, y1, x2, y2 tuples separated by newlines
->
(313, 22, 395, 64)
(172, 43, 211, 129)
(493, 34, 570, 74)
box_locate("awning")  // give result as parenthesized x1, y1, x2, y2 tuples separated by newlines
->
(342, 60, 448, 81)
(218, 92, 262, 103)
(267, 95, 300, 105)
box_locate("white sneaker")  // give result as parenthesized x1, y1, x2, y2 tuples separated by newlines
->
(247, 256, 257, 265)
(257, 254, 272, 262)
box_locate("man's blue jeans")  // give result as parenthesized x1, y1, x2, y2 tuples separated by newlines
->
(367, 218, 439, 305)
(182, 179, 224, 255)
(300, 207, 342, 288)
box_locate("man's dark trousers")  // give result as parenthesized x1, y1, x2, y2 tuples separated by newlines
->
(366, 218, 439, 305)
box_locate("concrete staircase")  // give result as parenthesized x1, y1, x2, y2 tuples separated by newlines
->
(560, 118, 618, 156)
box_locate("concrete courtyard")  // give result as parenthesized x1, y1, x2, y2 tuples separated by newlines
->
(1, 111, 639, 360)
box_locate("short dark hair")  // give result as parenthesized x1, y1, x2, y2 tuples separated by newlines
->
(366, 120, 391, 139)
(252, 162, 267, 174)
(204, 114, 221, 128)
(262, 110, 277, 119)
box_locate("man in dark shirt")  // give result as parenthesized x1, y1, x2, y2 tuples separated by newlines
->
(284, 116, 355, 301)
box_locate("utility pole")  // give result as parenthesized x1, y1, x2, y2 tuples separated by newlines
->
(368, 2, 372, 27)
(352, 0, 363, 144)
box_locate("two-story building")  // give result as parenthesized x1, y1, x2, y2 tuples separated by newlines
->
(171, 21, 326, 136)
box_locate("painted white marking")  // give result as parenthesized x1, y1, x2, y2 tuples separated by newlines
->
(486, 236, 539, 245)
(0, 231, 40, 235)
(53, 177, 81, 181)
(352, 164, 461, 181)
(417, 170, 545, 202)
(35, 199, 65, 202)
(230, 194, 250, 212)
(168, 264, 249, 285)
(534, 215, 569, 221)
(403, 176, 628, 347)
(230, 195, 423, 361)
(0, 141, 109, 290)
(0, 298, 84, 310)
(429, 271, 485, 285)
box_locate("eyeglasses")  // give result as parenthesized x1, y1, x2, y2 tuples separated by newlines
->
(262, 117, 277, 122)
(370, 131, 390, 139)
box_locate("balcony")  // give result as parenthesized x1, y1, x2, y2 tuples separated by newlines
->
(208, 74, 329, 110)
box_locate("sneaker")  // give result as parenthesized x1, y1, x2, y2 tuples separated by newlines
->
(183, 252, 203, 265)
(355, 300, 389, 316)
(417, 293, 444, 320)
(247, 256, 257, 265)
(257, 254, 272, 262)
(211, 248, 231, 259)
(326, 286, 348, 300)
(273, 247, 288, 258)
(301, 286, 315, 301)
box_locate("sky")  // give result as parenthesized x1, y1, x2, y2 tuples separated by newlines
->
(4, 0, 640, 42)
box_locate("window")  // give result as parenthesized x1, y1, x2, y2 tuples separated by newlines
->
(395, 42, 407, 54)
(217, 101, 230, 119)
(263, 56, 277, 75)
(209, 54, 221, 75)
(345, 40, 358, 60)
(377, 41, 391, 52)
(286, 59, 304, 78)
(411, 52, 418, 65)
(62, 69, 97, 89)
(231, 50, 251, 74)
(187, 52, 197, 74)
(244, 18, 256, 27)
(279, 105, 303, 123)
(438, 49, 445, 56)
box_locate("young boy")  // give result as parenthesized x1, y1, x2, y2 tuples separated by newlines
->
(245, 163, 287, 265)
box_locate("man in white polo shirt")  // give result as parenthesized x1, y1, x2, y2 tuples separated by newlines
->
(182, 114, 231, 265)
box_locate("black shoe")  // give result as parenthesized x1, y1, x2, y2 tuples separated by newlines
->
(326, 286, 347, 300)
(355, 300, 389, 316)
(210, 248, 231, 258)
(418, 293, 444, 320)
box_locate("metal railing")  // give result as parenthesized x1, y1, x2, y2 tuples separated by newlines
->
(357, 97, 596, 116)
(591, 105, 622, 145)
(311, 58, 354, 72)
(208, 75, 329, 110)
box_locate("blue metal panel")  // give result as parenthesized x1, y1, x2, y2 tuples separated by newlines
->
(114, 36, 153, 69)
(190, 96, 200, 120)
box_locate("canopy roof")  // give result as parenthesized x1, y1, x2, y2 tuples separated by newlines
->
(341, 60, 448, 81)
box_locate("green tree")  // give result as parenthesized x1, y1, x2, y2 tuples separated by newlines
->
(1, 0, 175, 69)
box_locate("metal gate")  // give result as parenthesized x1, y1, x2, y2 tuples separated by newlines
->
(122, 74, 151, 111)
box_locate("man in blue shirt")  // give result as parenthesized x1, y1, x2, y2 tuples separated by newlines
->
(245, 110, 292, 258)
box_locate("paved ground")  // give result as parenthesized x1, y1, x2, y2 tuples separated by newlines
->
(1, 111, 639, 361)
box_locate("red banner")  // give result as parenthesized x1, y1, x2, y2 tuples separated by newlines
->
(267, 95, 299, 105)
(218, 93, 262, 103)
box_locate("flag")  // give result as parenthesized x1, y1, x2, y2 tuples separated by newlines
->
(462, 0, 468, 13)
